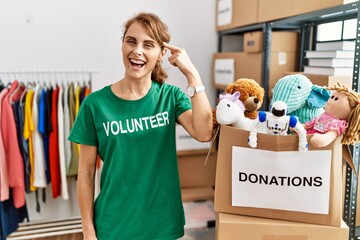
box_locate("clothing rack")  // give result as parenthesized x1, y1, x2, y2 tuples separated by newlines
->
(0, 68, 98, 89)
(0, 68, 99, 239)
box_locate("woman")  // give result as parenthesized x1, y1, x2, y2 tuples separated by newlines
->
(68, 12, 213, 240)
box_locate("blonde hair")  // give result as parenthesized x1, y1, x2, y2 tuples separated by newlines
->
(327, 82, 360, 145)
(123, 12, 170, 84)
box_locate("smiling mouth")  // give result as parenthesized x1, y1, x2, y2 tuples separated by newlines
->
(130, 58, 146, 68)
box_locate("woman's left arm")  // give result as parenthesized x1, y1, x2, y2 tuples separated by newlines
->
(163, 42, 213, 142)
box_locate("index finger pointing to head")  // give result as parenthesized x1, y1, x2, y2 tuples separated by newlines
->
(163, 42, 181, 52)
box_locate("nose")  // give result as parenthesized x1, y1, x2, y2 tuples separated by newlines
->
(133, 44, 143, 56)
(254, 98, 259, 104)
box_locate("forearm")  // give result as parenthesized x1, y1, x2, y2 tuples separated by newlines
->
(187, 71, 213, 141)
(77, 168, 96, 236)
(77, 145, 98, 238)
(77, 167, 97, 239)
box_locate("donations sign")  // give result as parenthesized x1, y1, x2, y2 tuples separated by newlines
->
(231, 146, 332, 214)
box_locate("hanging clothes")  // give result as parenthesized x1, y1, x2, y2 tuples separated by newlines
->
(63, 83, 71, 173)
(67, 83, 79, 176)
(23, 88, 36, 192)
(32, 83, 46, 188)
(57, 85, 69, 200)
(0, 88, 9, 201)
(13, 92, 31, 194)
(1, 81, 26, 208)
(49, 86, 61, 198)
(0, 190, 29, 240)
(0, 73, 93, 239)
(38, 88, 51, 184)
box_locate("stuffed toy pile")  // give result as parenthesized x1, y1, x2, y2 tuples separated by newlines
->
(213, 74, 360, 150)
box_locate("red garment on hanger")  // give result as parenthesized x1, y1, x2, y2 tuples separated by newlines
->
(49, 86, 61, 198)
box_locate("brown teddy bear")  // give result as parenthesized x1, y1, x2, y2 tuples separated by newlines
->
(213, 78, 264, 128)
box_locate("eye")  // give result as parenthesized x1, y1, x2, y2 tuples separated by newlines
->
(331, 96, 335, 99)
(335, 97, 338, 101)
(144, 43, 155, 48)
(126, 39, 136, 45)
(297, 86, 301, 89)
(227, 104, 230, 107)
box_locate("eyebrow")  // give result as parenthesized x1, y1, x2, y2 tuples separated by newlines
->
(125, 36, 157, 45)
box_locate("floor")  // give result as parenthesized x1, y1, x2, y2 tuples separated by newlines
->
(179, 201, 215, 240)
(181, 228, 215, 240)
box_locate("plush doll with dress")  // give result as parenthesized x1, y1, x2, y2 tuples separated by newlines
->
(305, 82, 360, 148)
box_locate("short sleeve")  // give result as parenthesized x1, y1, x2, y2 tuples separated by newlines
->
(174, 88, 192, 120)
(68, 100, 98, 146)
(328, 119, 348, 136)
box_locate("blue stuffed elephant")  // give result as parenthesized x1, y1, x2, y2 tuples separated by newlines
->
(271, 74, 331, 123)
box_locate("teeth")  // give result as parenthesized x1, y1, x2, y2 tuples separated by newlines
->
(130, 59, 146, 64)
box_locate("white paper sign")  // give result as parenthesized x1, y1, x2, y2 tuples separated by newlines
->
(278, 52, 287, 65)
(217, 0, 232, 26)
(214, 58, 235, 86)
(232, 147, 332, 214)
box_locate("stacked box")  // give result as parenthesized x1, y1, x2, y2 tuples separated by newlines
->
(213, 31, 298, 97)
(216, 213, 349, 240)
(214, 125, 349, 239)
(257, 0, 357, 23)
(176, 124, 217, 202)
(216, 0, 258, 31)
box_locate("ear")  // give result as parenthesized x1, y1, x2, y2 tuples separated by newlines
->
(158, 48, 167, 61)
(306, 85, 331, 109)
(233, 91, 240, 101)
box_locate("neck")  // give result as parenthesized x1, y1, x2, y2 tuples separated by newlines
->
(112, 78, 152, 100)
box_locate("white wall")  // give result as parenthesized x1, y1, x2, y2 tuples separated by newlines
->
(0, 0, 217, 221)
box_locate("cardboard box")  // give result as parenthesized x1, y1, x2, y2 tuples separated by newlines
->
(213, 52, 252, 88)
(305, 73, 353, 88)
(214, 125, 343, 226)
(176, 124, 211, 151)
(181, 187, 214, 202)
(244, 31, 298, 53)
(213, 52, 298, 97)
(285, 72, 353, 88)
(258, 0, 357, 23)
(216, 213, 349, 240)
(178, 149, 216, 188)
(216, 0, 258, 31)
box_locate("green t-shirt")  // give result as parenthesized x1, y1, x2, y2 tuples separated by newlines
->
(68, 81, 192, 240)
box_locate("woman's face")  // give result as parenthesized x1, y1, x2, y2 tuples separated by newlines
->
(122, 22, 165, 81)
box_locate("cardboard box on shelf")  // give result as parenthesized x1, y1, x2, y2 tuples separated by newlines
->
(257, 0, 295, 23)
(244, 31, 298, 53)
(213, 52, 250, 88)
(216, 213, 349, 240)
(178, 148, 216, 188)
(216, 0, 258, 32)
(213, 52, 297, 97)
(285, 72, 353, 88)
(297, 0, 357, 17)
(214, 125, 344, 226)
(181, 187, 214, 202)
(176, 124, 211, 151)
(258, 0, 357, 23)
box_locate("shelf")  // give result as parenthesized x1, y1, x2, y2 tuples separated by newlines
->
(217, 2, 360, 240)
(272, 2, 358, 27)
(218, 2, 358, 36)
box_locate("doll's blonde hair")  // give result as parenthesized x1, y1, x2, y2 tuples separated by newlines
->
(327, 82, 360, 145)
